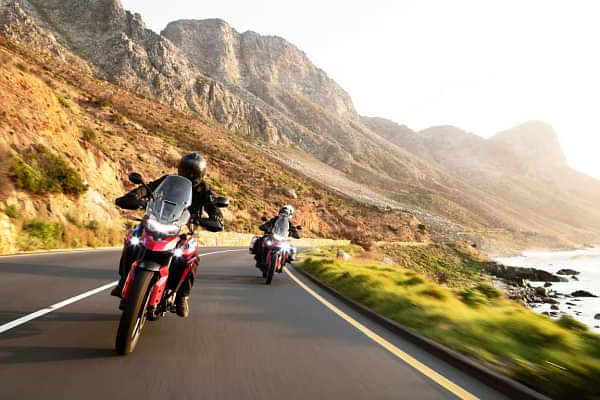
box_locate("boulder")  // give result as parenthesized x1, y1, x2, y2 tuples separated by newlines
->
(571, 275, 579, 281)
(550, 305, 559, 310)
(566, 302, 577, 306)
(595, 314, 600, 320)
(282, 188, 298, 199)
(543, 282, 552, 288)
(543, 297, 559, 304)
(571, 290, 598, 298)
(556, 269, 580, 275)
(336, 249, 351, 261)
(534, 287, 547, 297)
(483, 262, 566, 283)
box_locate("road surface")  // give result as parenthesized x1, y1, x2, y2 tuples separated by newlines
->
(0, 248, 510, 399)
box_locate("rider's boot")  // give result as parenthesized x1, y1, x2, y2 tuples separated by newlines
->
(175, 296, 190, 318)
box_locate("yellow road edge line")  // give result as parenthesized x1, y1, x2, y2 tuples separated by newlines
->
(285, 267, 479, 400)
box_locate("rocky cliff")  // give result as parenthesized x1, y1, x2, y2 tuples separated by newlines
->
(2, 0, 600, 251)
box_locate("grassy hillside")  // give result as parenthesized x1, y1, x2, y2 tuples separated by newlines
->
(0, 37, 429, 253)
(297, 246, 600, 399)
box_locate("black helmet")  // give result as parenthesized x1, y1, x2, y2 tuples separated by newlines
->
(178, 153, 207, 186)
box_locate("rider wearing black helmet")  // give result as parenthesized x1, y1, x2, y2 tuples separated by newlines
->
(111, 153, 224, 318)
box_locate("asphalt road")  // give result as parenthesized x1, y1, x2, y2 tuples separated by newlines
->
(0, 248, 510, 400)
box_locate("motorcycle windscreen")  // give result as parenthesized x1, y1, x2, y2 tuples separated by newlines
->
(272, 215, 290, 239)
(146, 175, 193, 224)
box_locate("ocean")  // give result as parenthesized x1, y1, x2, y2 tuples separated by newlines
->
(496, 248, 600, 333)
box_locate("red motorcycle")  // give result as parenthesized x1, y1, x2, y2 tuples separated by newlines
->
(251, 215, 301, 284)
(115, 173, 228, 355)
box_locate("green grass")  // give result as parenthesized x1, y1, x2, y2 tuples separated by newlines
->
(296, 249, 600, 399)
(380, 243, 489, 287)
(11, 145, 87, 197)
(20, 219, 64, 250)
(4, 204, 19, 219)
(56, 94, 70, 108)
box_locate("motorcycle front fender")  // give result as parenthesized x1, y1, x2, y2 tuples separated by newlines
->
(137, 260, 162, 271)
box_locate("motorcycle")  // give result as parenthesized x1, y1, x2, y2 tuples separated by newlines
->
(115, 172, 228, 355)
(250, 215, 301, 285)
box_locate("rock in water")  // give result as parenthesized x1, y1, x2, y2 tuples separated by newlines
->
(571, 290, 598, 298)
(556, 268, 580, 275)
(571, 275, 579, 281)
(551, 305, 559, 310)
(544, 282, 552, 287)
(594, 314, 600, 320)
(534, 286, 547, 297)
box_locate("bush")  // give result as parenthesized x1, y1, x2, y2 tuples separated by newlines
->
(111, 113, 123, 123)
(20, 219, 64, 250)
(4, 204, 19, 219)
(81, 127, 96, 142)
(86, 220, 100, 232)
(474, 283, 503, 299)
(56, 95, 70, 108)
(11, 145, 87, 197)
(557, 315, 588, 332)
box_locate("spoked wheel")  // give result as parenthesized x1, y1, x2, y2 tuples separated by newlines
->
(115, 269, 154, 355)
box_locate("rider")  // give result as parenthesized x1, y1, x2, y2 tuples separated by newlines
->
(111, 153, 224, 318)
(253, 205, 300, 267)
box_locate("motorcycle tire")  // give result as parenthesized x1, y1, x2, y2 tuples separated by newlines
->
(265, 254, 277, 285)
(115, 269, 154, 355)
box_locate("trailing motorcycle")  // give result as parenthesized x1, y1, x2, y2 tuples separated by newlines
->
(250, 214, 301, 284)
(115, 172, 228, 355)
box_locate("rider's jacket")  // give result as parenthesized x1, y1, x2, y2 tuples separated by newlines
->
(115, 175, 223, 226)
(259, 216, 300, 239)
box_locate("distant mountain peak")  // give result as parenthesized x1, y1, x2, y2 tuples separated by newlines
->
(492, 121, 567, 168)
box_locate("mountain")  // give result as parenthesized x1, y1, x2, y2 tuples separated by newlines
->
(362, 117, 600, 251)
(2, 0, 600, 252)
(491, 121, 568, 170)
(0, 37, 428, 252)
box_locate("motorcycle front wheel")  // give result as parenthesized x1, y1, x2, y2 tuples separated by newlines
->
(265, 253, 277, 285)
(115, 269, 154, 355)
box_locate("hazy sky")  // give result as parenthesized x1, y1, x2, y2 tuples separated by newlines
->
(121, 0, 600, 179)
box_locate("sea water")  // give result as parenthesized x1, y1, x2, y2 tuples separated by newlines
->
(496, 248, 600, 333)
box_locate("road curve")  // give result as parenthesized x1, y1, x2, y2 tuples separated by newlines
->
(0, 248, 510, 400)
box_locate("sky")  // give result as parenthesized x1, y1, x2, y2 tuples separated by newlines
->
(121, 0, 600, 179)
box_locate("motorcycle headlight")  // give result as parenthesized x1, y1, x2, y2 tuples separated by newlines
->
(145, 218, 180, 237)
(129, 236, 140, 246)
(273, 234, 284, 241)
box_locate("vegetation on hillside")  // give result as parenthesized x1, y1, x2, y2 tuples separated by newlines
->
(10, 144, 87, 197)
(296, 247, 600, 399)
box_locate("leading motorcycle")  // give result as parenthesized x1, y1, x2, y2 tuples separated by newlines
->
(115, 172, 228, 355)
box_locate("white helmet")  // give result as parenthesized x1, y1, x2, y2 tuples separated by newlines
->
(279, 205, 294, 217)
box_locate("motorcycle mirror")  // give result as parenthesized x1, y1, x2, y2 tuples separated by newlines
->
(128, 172, 143, 185)
(261, 216, 268, 222)
(212, 197, 229, 208)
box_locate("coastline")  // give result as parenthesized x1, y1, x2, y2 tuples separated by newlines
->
(494, 248, 600, 333)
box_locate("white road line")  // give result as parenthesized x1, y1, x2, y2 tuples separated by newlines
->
(0, 248, 245, 334)
(285, 267, 479, 400)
